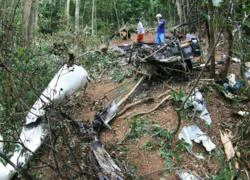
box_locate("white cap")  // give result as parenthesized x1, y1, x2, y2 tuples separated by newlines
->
(156, 14, 162, 18)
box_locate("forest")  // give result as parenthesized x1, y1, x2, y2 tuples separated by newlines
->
(0, 0, 250, 179)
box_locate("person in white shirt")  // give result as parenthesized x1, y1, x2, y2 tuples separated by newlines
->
(136, 18, 144, 43)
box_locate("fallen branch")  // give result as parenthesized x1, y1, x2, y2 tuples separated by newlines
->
(157, 89, 171, 99)
(134, 70, 151, 77)
(116, 76, 145, 107)
(127, 95, 171, 119)
(117, 97, 154, 116)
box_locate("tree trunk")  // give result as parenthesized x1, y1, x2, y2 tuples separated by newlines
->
(176, 0, 183, 25)
(91, 0, 95, 35)
(82, 0, 87, 26)
(75, 0, 80, 36)
(223, 25, 233, 77)
(183, 0, 187, 32)
(22, 0, 37, 47)
(65, 0, 70, 27)
(150, 0, 154, 24)
(207, 0, 215, 78)
(113, 0, 120, 31)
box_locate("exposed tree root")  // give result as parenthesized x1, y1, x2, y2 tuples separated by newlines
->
(157, 89, 171, 99)
(117, 97, 154, 116)
(126, 95, 171, 119)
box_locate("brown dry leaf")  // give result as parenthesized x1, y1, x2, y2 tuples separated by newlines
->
(220, 130, 235, 161)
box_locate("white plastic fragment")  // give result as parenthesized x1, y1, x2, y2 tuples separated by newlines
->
(178, 125, 216, 159)
(0, 64, 89, 180)
(244, 68, 250, 81)
(227, 73, 236, 87)
(189, 89, 212, 125)
(25, 64, 89, 125)
(0, 134, 3, 153)
(176, 170, 202, 180)
(231, 57, 241, 63)
(237, 111, 249, 117)
(220, 130, 235, 161)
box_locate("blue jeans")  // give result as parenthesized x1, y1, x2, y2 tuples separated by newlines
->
(155, 33, 165, 45)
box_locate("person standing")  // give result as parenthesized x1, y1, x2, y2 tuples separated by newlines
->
(155, 13, 165, 45)
(136, 18, 144, 43)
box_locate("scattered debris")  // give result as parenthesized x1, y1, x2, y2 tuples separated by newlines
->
(0, 134, 3, 153)
(236, 111, 249, 117)
(220, 130, 235, 161)
(62, 112, 125, 179)
(176, 170, 202, 180)
(114, 33, 202, 79)
(223, 73, 245, 94)
(189, 89, 212, 125)
(215, 73, 246, 100)
(244, 62, 250, 84)
(178, 125, 216, 159)
(0, 64, 89, 180)
(92, 101, 118, 131)
(64, 77, 147, 179)
(91, 140, 123, 179)
(92, 76, 145, 132)
(231, 57, 241, 63)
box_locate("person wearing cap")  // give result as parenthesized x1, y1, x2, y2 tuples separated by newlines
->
(136, 18, 144, 43)
(155, 13, 165, 45)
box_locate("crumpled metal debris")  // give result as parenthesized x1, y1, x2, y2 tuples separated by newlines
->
(189, 89, 212, 125)
(176, 170, 202, 180)
(92, 101, 118, 131)
(178, 125, 216, 159)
